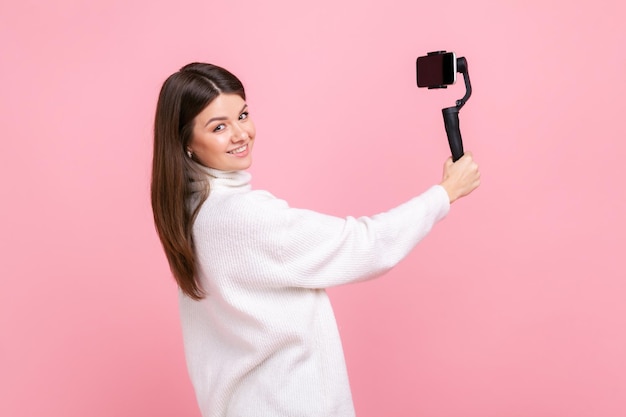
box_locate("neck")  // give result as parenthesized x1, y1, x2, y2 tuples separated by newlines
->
(189, 162, 252, 193)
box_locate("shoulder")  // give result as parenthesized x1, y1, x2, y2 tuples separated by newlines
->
(226, 189, 289, 212)
(196, 189, 291, 230)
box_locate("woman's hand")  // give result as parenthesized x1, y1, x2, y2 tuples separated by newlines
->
(440, 152, 481, 204)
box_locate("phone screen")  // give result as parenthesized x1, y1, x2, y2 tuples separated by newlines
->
(416, 52, 456, 88)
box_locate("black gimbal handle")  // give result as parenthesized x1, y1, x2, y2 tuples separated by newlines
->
(443, 107, 464, 162)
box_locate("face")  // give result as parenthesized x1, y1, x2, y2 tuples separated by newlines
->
(188, 93, 256, 171)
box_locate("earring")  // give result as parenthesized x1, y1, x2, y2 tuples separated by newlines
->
(186, 150, 193, 158)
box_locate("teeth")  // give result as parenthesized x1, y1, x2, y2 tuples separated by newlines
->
(229, 145, 247, 154)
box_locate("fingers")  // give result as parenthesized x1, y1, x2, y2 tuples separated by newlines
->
(457, 152, 478, 174)
(455, 152, 474, 166)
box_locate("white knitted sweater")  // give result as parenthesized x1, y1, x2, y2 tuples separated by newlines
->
(179, 166, 450, 417)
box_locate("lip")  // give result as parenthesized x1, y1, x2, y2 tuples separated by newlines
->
(227, 143, 250, 157)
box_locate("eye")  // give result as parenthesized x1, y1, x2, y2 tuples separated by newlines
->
(239, 111, 249, 121)
(213, 124, 226, 132)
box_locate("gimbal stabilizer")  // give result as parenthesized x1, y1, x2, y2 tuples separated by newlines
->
(418, 51, 472, 162)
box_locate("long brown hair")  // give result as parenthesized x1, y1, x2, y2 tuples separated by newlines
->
(151, 63, 246, 300)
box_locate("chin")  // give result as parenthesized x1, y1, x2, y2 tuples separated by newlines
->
(241, 158, 253, 170)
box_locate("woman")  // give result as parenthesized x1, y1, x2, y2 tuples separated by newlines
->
(151, 62, 480, 417)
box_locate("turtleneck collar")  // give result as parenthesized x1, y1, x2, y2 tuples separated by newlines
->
(189, 162, 252, 194)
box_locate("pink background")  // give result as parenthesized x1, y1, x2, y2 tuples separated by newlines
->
(1, 1, 625, 416)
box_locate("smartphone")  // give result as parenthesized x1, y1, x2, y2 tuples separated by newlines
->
(416, 51, 457, 88)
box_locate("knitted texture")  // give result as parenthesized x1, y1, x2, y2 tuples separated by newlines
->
(179, 165, 450, 417)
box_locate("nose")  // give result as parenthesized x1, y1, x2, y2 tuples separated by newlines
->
(232, 123, 249, 141)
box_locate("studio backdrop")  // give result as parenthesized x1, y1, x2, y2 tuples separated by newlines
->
(1, 1, 624, 416)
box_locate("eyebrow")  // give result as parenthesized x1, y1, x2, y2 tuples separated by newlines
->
(204, 104, 248, 127)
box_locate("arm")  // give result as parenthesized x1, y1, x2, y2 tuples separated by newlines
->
(211, 185, 449, 290)
(273, 153, 480, 288)
(277, 185, 450, 288)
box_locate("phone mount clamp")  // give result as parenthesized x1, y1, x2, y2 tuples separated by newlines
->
(423, 51, 473, 162)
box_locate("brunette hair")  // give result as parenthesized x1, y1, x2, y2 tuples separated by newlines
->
(151, 63, 246, 300)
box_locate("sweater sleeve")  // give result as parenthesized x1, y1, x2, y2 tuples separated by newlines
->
(207, 185, 450, 289)
(283, 185, 449, 288)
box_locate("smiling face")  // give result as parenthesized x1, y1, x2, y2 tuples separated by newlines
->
(187, 93, 256, 171)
